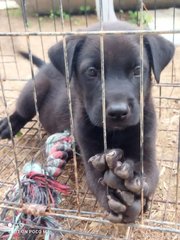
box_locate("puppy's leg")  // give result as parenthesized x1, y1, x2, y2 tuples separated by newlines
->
(86, 150, 126, 223)
(0, 71, 50, 139)
(90, 147, 159, 223)
(79, 129, 158, 223)
(75, 125, 127, 221)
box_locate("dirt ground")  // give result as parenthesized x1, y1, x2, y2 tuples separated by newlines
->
(0, 9, 180, 240)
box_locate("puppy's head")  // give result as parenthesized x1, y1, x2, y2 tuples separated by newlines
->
(49, 22, 174, 131)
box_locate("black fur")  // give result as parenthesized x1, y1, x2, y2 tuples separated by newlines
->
(0, 21, 175, 223)
(19, 51, 45, 68)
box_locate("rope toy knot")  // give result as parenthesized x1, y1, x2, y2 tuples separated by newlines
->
(0, 130, 74, 239)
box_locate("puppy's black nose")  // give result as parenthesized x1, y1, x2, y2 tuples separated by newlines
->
(107, 103, 130, 120)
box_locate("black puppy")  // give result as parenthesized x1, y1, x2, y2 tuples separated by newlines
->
(0, 21, 174, 223)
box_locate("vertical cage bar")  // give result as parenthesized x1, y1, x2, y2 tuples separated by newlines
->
(20, 0, 42, 141)
(175, 114, 180, 223)
(84, 0, 88, 27)
(35, 0, 46, 61)
(50, 0, 59, 42)
(171, 2, 176, 84)
(4, 0, 20, 80)
(0, 77, 22, 198)
(99, 0, 107, 152)
(139, 0, 145, 223)
(59, 0, 80, 209)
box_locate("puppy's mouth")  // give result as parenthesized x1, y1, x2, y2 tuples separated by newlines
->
(106, 120, 134, 130)
(89, 116, 139, 130)
(108, 126, 126, 131)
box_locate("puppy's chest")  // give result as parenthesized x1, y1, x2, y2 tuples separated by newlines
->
(107, 132, 124, 148)
(107, 131, 140, 159)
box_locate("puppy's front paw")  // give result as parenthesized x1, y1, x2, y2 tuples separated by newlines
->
(104, 192, 126, 223)
(104, 188, 145, 223)
(89, 149, 123, 172)
(106, 197, 143, 223)
(89, 149, 149, 223)
(0, 113, 26, 139)
(0, 118, 12, 139)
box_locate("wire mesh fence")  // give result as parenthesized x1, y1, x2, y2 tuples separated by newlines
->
(0, 0, 180, 239)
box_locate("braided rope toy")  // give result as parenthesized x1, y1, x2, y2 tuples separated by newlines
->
(0, 130, 74, 240)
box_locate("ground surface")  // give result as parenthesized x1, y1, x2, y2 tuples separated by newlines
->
(0, 8, 180, 240)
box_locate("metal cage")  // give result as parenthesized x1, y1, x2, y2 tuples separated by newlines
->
(0, 0, 180, 239)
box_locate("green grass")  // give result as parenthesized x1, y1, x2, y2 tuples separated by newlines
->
(128, 10, 152, 26)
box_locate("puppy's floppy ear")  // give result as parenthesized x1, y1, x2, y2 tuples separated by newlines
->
(48, 36, 85, 78)
(144, 35, 175, 83)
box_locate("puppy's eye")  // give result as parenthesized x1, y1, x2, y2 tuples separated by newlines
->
(87, 67, 98, 77)
(133, 66, 141, 77)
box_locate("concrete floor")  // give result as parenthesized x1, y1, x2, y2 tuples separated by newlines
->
(148, 8, 180, 45)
